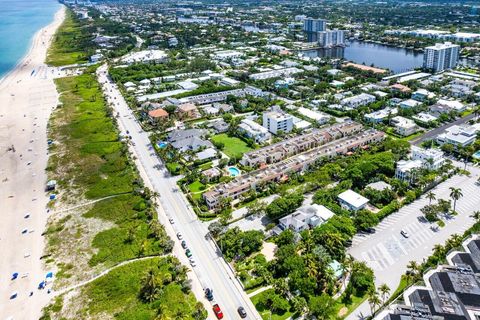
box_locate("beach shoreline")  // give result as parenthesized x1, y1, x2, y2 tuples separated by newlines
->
(0, 5, 66, 320)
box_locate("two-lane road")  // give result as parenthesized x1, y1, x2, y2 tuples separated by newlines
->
(97, 64, 260, 320)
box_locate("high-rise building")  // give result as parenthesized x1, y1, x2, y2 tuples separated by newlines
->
(423, 42, 460, 72)
(317, 30, 345, 48)
(303, 18, 327, 42)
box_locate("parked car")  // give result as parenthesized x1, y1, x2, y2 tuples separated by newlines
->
(365, 227, 376, 234)
(205, 288, 214, 301)
(176, 232, 182, 240)
(169, 218, 174, 224)
(237, 306, 247, 318)
(181, 240, 187, 249)
(185, 249, 192, 258)
(400, 230, 410, 238)
(212, 304, 223, 319)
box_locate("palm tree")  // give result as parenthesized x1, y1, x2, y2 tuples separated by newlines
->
(378, 284, 391, 304)
(470, 211, 480, 223)
(141, 269, 160, 303)
(407, 260, 419, 276)
(426, 191, 436, 205)
(368, 291, 381, 315)
(449, 187, 463, 213)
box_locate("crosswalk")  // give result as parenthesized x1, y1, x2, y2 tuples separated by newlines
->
(351, 174, 480, 271)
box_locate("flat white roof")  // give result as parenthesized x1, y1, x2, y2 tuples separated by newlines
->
(338, 189, 369, 208)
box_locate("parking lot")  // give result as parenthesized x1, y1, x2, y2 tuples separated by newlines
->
(347, 168, 480, 320)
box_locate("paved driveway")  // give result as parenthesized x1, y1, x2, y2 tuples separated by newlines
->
(347, 167, 480, 320)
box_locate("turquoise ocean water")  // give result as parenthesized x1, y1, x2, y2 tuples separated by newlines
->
(0, 0, 61, 79)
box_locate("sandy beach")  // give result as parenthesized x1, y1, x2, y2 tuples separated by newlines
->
(0, 6, 66, 320)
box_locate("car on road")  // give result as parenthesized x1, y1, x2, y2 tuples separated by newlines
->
(181, 240, 187, 249)
(400, 230, 410, 238)
(189, 258, 196, 267)
(205, 288, 214, 301)
(212, 304, 223, 319)
(177, 232, 183, 240)
(365, 227, 376, 234)
(237, 306, 247, 318)
(345, 239, 353, 247)
(169, 218, 174, 224)
(185, 249, 192, 258)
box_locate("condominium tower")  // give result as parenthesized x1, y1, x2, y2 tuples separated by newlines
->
(423, 42, 460, 72)
(303, 18, 327, 42)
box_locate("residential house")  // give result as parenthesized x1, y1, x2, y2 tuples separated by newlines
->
(337, 189, 369, 211)
(176, 103, 199, 119)
(436, 124, 479, 147)
(412, 89, 436, 101)
(278, 204, 334, 233)
(147, 108, 169, 124)
(400, 99, 422, 109)
(364, 107, 398, 123)
(340, 93, 376, 110)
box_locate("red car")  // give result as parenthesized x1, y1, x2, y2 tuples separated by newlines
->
(212, 304, 224, 319)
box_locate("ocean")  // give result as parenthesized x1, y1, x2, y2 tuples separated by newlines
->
(0, 0, 60, 79)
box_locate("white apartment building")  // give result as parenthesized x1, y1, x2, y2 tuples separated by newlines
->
(391, 116, 418, 137)
(238, 119, 272, 143)
(423, 42, 460, 72)
(411, 146, 445, 170)
(262, 108, 294, 134)
(297, 107, 330, 124)
(249, 67, 303, 81)
(340, 93, 376, 109)
(436, 124, 479, 147)
(395, 159, 424, 183)
(317, 30, 345, 48)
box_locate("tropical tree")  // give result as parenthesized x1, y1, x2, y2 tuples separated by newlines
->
(407, 260, 419, 276)
(378, 283, 390, 304)
(449, 187, 463, 213)
(426, 191, 436, 205)
(470, 210, 480, 223)
(368, 291, 381, 315)
(141, 269, 161, 303)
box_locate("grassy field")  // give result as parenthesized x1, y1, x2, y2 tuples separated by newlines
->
(211, 134, 253, 159)
(46, 72, 172, 280)
(46, 9, 90, 66)
(42, 257, 206, 320)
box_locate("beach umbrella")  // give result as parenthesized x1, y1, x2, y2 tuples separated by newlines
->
(46, 272, 53, 278)
(11, 273, 18, 280)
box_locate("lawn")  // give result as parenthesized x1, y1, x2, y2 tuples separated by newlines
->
(188, 181, 206, 193)
(46, 9, 90, 66)
(251, 291, 293, 320)
(333, 294, 368, 319)
(211, 134, 253, 159)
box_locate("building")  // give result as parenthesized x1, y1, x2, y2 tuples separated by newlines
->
(436, 124, 479, 147)
(297, 107, 330, 124)
(278, 204, 334, 233)
(390, 116, 418, 137)
(147, 108, 169, 123)
(429, 99, 465, 115)
(240, 121, 363, 167)
(412, 112, 438, 125)
(204, 129, 385, 209)
(176, 103, 199, 119)
(378, 234, 480, 320)
(365, 108, 398, 124)
(341, 93, 376, 109)
(317, 30, 345, 48)
(412, 89, 436, 102)
(249, 67, 303, 81)
(238, 119, 272, 144)
(337, 189, 369, 211)
(262, 108, 294, 135)
(411, 146, 445, 170)
(399, 99, 421, 109)
(303, 18, 327, 42)
(423, 42, 460, 72)
(395, 159, 423, 183)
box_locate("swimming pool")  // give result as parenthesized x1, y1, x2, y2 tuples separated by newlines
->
(157, 141, 168, 149)
(473, 150, 480, 160)
(228, 167, 240, 177)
